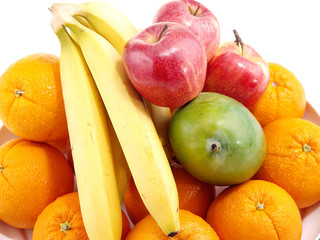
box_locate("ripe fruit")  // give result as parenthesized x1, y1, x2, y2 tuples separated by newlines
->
(51, 10, 180, 236)
(153, 0, 220, 62)
(121, 210, 131, 240)
(169, 92, 266, 185)
(33, 192, 89, 240)
(124, 163, 215, 224)
(33, 192, 130, 240)
(53, 21, 123, 240)
(171, 163, 215, 219)
(0, 139, 74, 228)
(206, 180, 302, 240)
(250, 62, 306, 127)
(122, 22, 207, 108)
(0, 53, 68, 142)
(126, 209, 219, 239)
(123, 177, 149, 225)
(253, 118, 320, 209)
(203, 30, 270, 108)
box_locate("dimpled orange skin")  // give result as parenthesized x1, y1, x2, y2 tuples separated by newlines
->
(126, 209, 219, 240)
(206, 180, 302, 240)
(0, 139, 74, 228)
(0, 53, 69, 142)
(171, 163, 215, 218)
(124, 163, 215, 224)
(33, 192, 89, 240)
(249, 62, 306, 127)
(33, 192, 130, 240)
(254, 118, 320, 209)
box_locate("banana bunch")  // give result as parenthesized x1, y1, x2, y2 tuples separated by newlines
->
(50, 1, 180, 239)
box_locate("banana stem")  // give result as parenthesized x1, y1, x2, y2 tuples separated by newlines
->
(50, 3, 80, 33)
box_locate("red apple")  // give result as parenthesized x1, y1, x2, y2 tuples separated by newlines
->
(153, 0, 220, 62)
(122, 22, 207, 108)
(203, 30, 270, 108)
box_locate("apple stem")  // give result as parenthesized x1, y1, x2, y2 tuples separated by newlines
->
(159, 24, 168, 41)
(233, 29, 244, 56)
(188, 4, 201, 16)
(193, 4, 201, 16)
(211, 142, 221, 152)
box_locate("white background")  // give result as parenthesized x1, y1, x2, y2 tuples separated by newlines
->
(0, 0, 320, 239)
(0, 0, 320, 112)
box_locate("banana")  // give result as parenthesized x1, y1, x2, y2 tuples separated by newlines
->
(54, 1, 137, 55)
(68, 1, 174, 161)
(51, 15, 122, 240)
(107, 113, 131, 203)
(73, 15, 93, 30)
(51, 4, 180, 236)
(52, 5, 131, 202)
(53, 1, 133, 202)
(55, 0, 173, 167)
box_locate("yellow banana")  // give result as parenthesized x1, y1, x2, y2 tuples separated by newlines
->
(107, 113, 131, 203)
(53, 5, 131, 202)
(51, 13, 122, 240)
(69, 1, 174, 161)
(73, 15, 93, 30)
(54, 1, 137, 55)
(54, 2, 133, 200)
(55, 0, 173, 171)
(52, 5, 180, 236)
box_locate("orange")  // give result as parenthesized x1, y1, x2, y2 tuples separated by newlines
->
(249, 62, 306, 127)
(33, 192, 89, 240)
(123, 176, 149, 225)
(33, 192, 131, 240)
(124, 163, 215, 224)
(0, 53, 68, 142)
(126, 209, 219, 240)
(171, 163, 215, 218)
(0, 138, 74, 228)
(121, 210, 131, 240)
(206, 180, 302, 240)
(253, 117, 320, 209)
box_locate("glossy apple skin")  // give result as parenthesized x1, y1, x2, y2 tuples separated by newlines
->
(204, 42, 270, 108)
(122, 22, 207, 108)
(169, 92, 266, 185)
(153, 0, 220, 62)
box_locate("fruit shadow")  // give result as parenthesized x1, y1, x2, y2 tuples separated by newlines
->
(0, 220, 29, 240)
(0, 126, 18, 145)
(303, 102, 320, 125)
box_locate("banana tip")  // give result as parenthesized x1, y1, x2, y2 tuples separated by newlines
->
(167, 231, 179, 237)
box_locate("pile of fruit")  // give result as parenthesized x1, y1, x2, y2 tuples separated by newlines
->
(0, 0, 319, 239)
